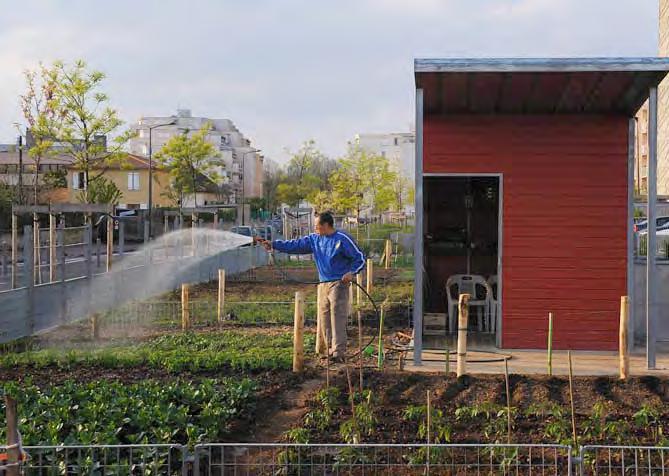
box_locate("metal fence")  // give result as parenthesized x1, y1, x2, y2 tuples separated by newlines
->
(579, 445, 669, 475)
(7, 443, 669, 475)
(192, 443, 572, 475)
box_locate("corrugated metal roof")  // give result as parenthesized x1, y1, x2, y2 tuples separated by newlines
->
(415, 57, 669, 115)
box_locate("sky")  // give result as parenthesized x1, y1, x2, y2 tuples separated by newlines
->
(0, 0, 660, 164)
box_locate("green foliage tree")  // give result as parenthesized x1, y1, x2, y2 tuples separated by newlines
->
(154, 125, 221, 209)
(20, 64, 59, 205)
(77, 176, 122, 205)
(46, 60, 135, 201)
(276, 140, 337, 207)
(262, 167, 282, 213)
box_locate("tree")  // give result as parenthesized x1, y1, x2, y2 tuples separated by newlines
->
(389, 158, 411, 211)
(77, 176, 122, 205)
(276, 140, 335, 207)
(154, 124, 221, 209)
(262, 166, 282, 213)
(47, 60, 135, 200)
(20, 64, 59, 205)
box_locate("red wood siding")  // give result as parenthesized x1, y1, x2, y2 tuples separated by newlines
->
(424, 115, 628, 350)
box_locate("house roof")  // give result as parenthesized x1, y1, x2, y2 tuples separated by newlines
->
(0, 151, 74, 166)
(414, 57, 669, 115)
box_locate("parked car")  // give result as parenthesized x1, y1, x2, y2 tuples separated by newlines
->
(635, 216, 669, 233)
(257, 225, 273, 241)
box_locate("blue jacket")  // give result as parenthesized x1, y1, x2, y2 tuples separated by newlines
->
(272, 231, 365, 282)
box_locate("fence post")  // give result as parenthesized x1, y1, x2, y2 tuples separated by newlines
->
(33, 213, 41, 285)
(106, 214, 113, 272)
(293, 291, 305, 372)
(547, 312, 553, 376)
(315, 286, 325, 355)
(385, 239, 392, 269)
(49, 213, 56, 282)
(181, 283, 190, 330)
(11, 213, 17, 289)
(456, 293, 470, 377)
(356, 273, 362, 306)
(619, 296, 630, 380)
(96, 236, 101, 268)
(58, 218, 67, 324)
(366, 258, 373, 294)
(217, 269, 226, 322)
(4, 395, 21, 476)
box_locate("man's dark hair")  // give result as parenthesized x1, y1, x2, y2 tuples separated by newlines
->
(317, 211, 334, 228)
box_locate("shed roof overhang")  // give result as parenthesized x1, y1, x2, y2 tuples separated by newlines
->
(415, 58, 669, 115)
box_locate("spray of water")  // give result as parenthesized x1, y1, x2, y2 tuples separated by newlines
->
(63, 228, 256, 339)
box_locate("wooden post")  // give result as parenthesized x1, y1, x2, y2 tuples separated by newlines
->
(366, 258, 373, 294)
(315, 286, 326, 354)
(456, 293, 471, 377)
(216, 269, 226, 322)
(91, 313, 100, 340)
(356, 273, 362, 306)
(4, 395, 21, 476)
(504, 359, 512, 444)
(385, 239, 392, 269)
(11, 213, 17, 289)
(181, 283, 190, 330)
(49, 214, 56, 282)
(377, 304, 385, 369)
(619, 296, 630, 380)
(106, 214, 113, 272)
(293, 291, 305, 372)
(568, 350, 578, 447)
(547, 312, 553, 376)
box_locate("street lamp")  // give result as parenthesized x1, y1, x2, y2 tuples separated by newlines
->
(146, 116, 177, 238)
(240, 148, 260, 225)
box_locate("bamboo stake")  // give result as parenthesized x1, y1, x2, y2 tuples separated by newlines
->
(11, 214, 17, 289)
(356, 273, 362, 306)
(547, 312, 553, 376)
(366, 258, 373, 294)
(456, 293, 471, 377)
(293, 291, 305, 373)
(619, 296, 630, 380)
(91, 313, 100, 340)
(504, 359, 512, 444)
(49, 214, 56, 282)
(315, 286, 325, 355)
(181, 283, 190, 330)
(5, 395, 20, 476)
(377, 304, 386, 369)
(358, 309, 364, 392)
(385, 239, 392, 269)
(568, 351, 578, 448)
(217, 269, 226, 322)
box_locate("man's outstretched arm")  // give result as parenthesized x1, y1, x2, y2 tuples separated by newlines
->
(262, 235, 313, 254)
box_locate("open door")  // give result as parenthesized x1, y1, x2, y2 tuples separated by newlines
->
(423, 175, 502, 348)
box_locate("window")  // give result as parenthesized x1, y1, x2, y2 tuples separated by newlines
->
(72, 171, 86, 190)
(128, 172, 140, 191)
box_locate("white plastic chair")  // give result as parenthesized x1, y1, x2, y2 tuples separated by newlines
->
(445, 274, 493, 334)
(486, 275, 499, 334)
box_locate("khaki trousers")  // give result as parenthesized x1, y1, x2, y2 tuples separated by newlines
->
(317, 281, 350, 357)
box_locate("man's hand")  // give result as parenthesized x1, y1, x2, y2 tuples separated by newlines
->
(253, 236, 272, 251)
(341, 272, 354, 284)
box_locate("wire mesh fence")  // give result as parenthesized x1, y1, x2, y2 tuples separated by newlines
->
(13, 444, 187, 475)
(192, 443, 572, 475)
(579, 445, 669, 475)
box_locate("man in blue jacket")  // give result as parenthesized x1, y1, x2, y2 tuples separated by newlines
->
(256, 211, 365, 362)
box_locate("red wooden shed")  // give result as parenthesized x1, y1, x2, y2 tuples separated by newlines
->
(412, 58, 669, 366)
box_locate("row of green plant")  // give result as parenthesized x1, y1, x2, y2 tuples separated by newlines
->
(0, 378, 255, 446)
(0, 330, 314, 373)
(288, 390, 669, 447)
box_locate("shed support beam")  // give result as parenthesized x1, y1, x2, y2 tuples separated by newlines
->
(647, 86, 658, 369)
(413, 87, 424, 366)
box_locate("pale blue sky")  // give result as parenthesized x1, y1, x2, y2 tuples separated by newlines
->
(0, 0, 659, 163)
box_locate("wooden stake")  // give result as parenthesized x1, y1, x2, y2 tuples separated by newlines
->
(106, 214, 113, 272)
(366, 258, 373, 294)
(217, 269, 226, 322)
(385, 239, 392, 269)
(504, 359, 512, 444)
(49, 214, 56, 282)
(456, 293, 471, 377)
(377, 304, 385, 369)
(358, 309, 364, 392)
(356, 273, 362, 306)
(4, 395, 21, 476)
(547, 312, 553, 376)
(315, 285, 326, 355)
(181, 283, 190, 330)
(11, 213, 17, 289)
(91, 313, 100, 340)
(568, 350, 578, 447)
(293, 291, 305, 372)
(619, 296, 630, 380)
